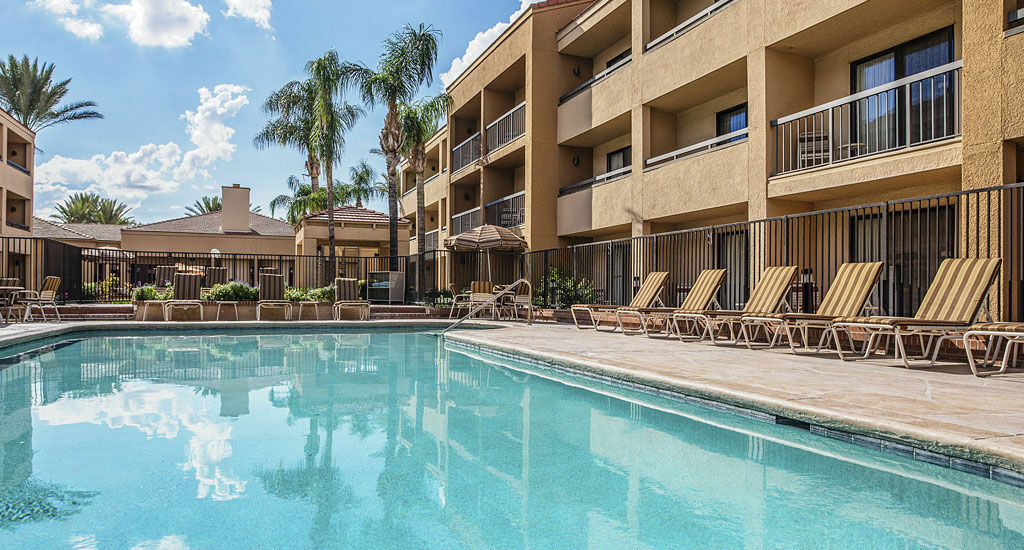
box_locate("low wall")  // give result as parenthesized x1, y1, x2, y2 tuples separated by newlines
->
(134, 301, 361, 321)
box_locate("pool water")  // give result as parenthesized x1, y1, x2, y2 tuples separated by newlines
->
(0, 331, 1023, 549)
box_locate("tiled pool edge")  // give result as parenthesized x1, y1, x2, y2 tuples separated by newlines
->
(443, 333, 1024, 488)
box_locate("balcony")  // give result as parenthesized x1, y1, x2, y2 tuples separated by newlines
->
(452, 132, 481, 173)
(646, 128, 747, 170)
(450, 207, 481, 236)
(485, 102, 526, 155)
(772, 61, 961, 176)
(558, 166, 631, 196)
(484, 191, 525, 228)
(644, 0, 739, 52)
(424, 229, 440, 252)
(6, 159, 29, 175)
(559, 56, 631, 105)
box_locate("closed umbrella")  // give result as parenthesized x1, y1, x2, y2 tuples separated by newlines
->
(444, 224, 528, 282)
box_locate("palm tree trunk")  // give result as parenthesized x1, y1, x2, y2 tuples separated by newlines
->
(386, 159, 399, 271)
(415, 169, 426, 301)
(325, 163, 336, 279)
(306, 153, 321, 192)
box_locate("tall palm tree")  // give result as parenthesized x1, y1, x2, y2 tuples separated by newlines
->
(271, 175, 348, 224)
(0, 55, 103, 132)
(339, 24, 443, 264)
(400, 94, 452, 298)
(254, 80, 324, 191)
(347, 160, 388, 208)
(93, 197, 135, 225)
(51, 192, 100, 224)
(307, 50, 362, 275)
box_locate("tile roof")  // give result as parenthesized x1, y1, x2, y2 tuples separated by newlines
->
(301, 206, 411, 225)
(531, 0, 592, 9)
(125, 211, 294, 237)
(59, 223, 125, 242)
(32, 217, 95, 241)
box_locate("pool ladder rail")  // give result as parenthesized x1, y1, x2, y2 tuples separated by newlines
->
(441, 278, 533, 334)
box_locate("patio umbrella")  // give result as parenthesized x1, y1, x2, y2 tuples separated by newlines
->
(444, 224, 528, 282)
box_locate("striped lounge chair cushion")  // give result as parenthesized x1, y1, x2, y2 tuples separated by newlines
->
(259, 273, 285, 301)
(742, 266, 799, 315)
(171, 273, 202, 301)
(334, 278, 360, 302)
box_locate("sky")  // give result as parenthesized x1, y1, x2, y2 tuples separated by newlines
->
(3, 0, 536, 223)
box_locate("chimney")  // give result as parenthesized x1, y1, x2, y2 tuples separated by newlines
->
(221, 184, 251, 233)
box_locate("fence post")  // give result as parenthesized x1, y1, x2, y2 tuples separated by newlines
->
(543, 250, 549, 307)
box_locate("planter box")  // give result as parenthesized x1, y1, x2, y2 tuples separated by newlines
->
(133, 301, 335, 321)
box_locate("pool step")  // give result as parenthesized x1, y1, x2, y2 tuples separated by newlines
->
(368, 305, 433, 320)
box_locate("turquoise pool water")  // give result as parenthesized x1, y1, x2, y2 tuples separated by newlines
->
(0, 330, 1022, 549)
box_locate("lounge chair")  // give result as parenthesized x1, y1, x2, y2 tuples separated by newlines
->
(740, 262, 883, 352)
(571, 272, 669, 331)
(675, 266, 799, 345)
(830, 258, 1002, 368)
(204, 266, 228, 290)
(18, 276, 62, 322)
(164, 273, 203, 321)
(257, 273, 293, 320)
(963, 322, 1024, 376)
(333, 277, 370, 320)
(154, 265, 178, 287)
(614, 269, 727, 336)
(448, 283, 472, 319)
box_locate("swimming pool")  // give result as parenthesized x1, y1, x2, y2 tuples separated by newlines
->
(0, 329, 1022, 548)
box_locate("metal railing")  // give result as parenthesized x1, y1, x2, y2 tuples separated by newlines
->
(772, 61, 962, 176)
(450, 207, 482, 236)
(6, 159, 29, 175)
(558, 166, 632, 196)
(485, 102, 526, 153)
(558, 55, 632, 104)
(645, 0, 739, 52)
(645, 128, 748, 169)
(442, 278, 533, 332)
(484, 191, 526, 228)
(423, 172, 440, 186)
(452, 132, 482, 173)
(424, 229, 440, 252)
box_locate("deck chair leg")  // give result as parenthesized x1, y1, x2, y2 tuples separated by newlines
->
(784, 322, 799, 354)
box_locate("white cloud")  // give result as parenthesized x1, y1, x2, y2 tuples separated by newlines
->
(222, 0, 271, 30)
(101, 0, 209, 48)
(35, 84, 248, 213)
(60, 17, 104, 39)
(174, 84, 250, 181)
(440, 0, 531, 87)
(27, 0, 84, 15)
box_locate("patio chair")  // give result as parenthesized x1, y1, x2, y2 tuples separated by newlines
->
(257, 273, 292, 320)
(675, 266, 799, 345)
(164, 272, 203, 321)
(154, 265, 178, 288)
(614, 269, 727, 336)
(333, 277, 370, 320)
(963, 322, 1024, 376)
(830, 258, 1001, 368)
(571, 272, 669, 331)
(18, 276, 62, 322)
(740, 262, 883, 352)
(448, 283, 473, 319)
(204, 266, 228, 290)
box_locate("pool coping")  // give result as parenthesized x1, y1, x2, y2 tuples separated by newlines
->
(441, 329, 1024, 488)
(3, 320, 1023, 488)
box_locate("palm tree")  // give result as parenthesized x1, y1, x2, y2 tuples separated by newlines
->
(93, 197, 135, 225)
(0, 55, 103, 132)
(186, 196, 221, 216)
(339, 24, 443, 264)
(254, 80, 323, 191)
(307, 50, 362, 275)
(51, 192, 99, 223)
(271, 175, 348, 224)
(400, 94, 452, 298)
(347, 160, 388, 208)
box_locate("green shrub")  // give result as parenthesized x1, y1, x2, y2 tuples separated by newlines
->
(425, 288, 453, 307)
(83, 276, 132, 302)
(533, 268, 595, 309)
(307, 286, 334, 302)
(285, 287, 309, 302)
(133, 285, 171, 301)
(202, 282, 259, 302)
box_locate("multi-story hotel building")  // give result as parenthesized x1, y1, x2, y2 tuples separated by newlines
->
(1, 108, 35, 282)
(400, 0, 1024, 290)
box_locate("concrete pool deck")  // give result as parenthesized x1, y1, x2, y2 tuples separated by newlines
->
(1, 319, 1023, 479)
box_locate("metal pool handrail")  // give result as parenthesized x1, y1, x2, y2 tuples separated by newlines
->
(441, 278, 533, 334)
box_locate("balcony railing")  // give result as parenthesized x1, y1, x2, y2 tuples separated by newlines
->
(645, 0, 738, 52)
(772, 61, 961, 176)
(484, 191, 525, 228)
(5, 220, 28, 231)
(558, 55, 631, 105)
(485, 102, 526, 154)
(558, 166, 632, 196)
(403, 172, 440, 199)
(6, 159, 29, 175)
(645, 128, 748, 170)
(424, 229, 439, 252)
(450, 207, 481, 236)
(452, 132, 481, 173)
(1009, 8, 1024, 36)
(402, 186, 415, 197)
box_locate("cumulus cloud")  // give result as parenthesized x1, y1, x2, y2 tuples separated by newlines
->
(60, 17, 104, 39)
(174, 84, 250, 181)
(223, 0, 271, 30)
(101, 0, 209, 48)
(27, 0, 84, 15)
(34, 84, 248, 212)
(440, 0, 531, 87)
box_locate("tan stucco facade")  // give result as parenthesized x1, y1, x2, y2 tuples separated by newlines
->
(294, 219, 411, 258)
(0, 109, 34, 238)
(399, 0, 1023, 284)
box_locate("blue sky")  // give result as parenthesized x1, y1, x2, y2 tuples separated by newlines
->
(5, 0, 532, 223)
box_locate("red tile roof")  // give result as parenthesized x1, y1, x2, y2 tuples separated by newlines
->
(301, 206, 411, 225)
(125, 211, 293, 237)
(531, 0, 592, 9)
